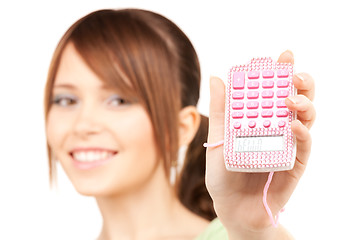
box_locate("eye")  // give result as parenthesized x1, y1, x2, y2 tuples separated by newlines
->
(106, 94, 130, 107)
(52, 94, 78, 107)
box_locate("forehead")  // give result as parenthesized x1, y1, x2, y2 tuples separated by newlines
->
(53, 42, 137, 100)
(54, 43, 104, 89)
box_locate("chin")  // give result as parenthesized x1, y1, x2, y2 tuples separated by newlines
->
(71, 179, 111, 197)
(68, 172, 143, 198)
(73, 182, 128, 198)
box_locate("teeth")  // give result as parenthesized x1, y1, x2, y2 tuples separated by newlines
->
(73, 151, 114, 162)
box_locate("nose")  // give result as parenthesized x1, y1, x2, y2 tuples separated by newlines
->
(73, 104, 103, 139)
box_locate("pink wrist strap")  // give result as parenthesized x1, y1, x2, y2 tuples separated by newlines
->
(263, 171, 285, 227)
(203, 140, 224, 148)
(203, 140, 284, 228)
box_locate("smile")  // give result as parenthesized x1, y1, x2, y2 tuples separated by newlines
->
(70, 148, 117, 170)
(73, 150, 115, 162)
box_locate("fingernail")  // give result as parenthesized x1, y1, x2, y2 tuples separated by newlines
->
(284, 50, 294, 62)
(286, 96, 297, 105)
(285, 49, 294, 57)
(295, 73, 305, 82)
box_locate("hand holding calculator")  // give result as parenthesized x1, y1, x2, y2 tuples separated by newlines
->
(205, 52, 315, 232)
(224, 57, 296, 172)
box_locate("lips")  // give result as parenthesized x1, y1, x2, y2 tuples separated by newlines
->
(70, 148, 117, 170)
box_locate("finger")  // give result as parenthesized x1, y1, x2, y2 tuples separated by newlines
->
(289, 120, 312, 178)
(285, 95, 316, 129)
(206, 76, 229, 191)
(208, 76, 225, 143)
(277, 50, 294, 64)
(293, 72, 315, 102)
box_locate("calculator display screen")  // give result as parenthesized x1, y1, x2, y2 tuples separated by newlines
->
(235, 136, 284, 152)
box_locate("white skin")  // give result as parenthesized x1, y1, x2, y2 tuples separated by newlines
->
(47, 43, 316, 240)
(46, 43, 208, 240)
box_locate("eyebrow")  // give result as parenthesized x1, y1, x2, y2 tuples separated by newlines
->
(53, 82, 137, 101)
(53, 82, 114, 91)
(53, 83, 76, 89)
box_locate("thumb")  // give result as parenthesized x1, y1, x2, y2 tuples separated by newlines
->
(208, 76, 225, 143)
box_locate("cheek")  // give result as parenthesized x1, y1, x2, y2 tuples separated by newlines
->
(108, 108, 160, 183)
(46, 110, 69, 155)
(98, 109, 160, 192)
(113, 110, 155, 151)
(46, 110, 63, 151)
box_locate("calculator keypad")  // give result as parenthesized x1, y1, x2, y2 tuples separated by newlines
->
(231, 68, 293, 130)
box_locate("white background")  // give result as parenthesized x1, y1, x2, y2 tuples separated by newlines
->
(0, 0, 359, 239)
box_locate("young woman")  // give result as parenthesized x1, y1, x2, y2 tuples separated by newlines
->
(44, 9, 315, 240)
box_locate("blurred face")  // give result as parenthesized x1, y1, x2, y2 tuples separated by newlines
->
(46, 43, 160, 196)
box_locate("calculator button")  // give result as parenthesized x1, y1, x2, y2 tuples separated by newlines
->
(232, 111, 244, 119)
(248, 81, 259, 89)
(278, 121, 286, 128)
(248, 121, 256, 128)
(261, 110, 273, 118)
(262, 101, 274, 109)
(246, 111, 258, 118)
(262, 70, 274, 78)
(277, 69, 289, 78)
(276, 110, 289, 117)
(248, 71, 260, 79)
(263, 120, 271, 128)
(276, 100, 287, 108)
(247, 101, 259, 109)
(233, 122, 241, 129)
(247, 91, 259, 99)
(232, 102, 244, 110)
(232, 91, 244, 99)
(233, 72, 245, 89)
(277, 90, 289, 98)
(277, 80, 289, 88)
(262, 90, 274, 98)
(262, 80, 274, 88)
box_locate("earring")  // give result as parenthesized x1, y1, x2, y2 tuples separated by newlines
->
(169, 160, 178, 186)
(170, 145, 188, 185)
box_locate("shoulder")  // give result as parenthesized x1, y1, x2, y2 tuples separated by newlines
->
(195, 218, 228, 240)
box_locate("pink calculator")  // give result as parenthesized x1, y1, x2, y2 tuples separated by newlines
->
(224, 57, 296, 172)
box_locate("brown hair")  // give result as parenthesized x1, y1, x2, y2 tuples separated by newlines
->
(44, 9, 216, 220)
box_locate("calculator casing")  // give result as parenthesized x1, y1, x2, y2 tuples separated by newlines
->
(224, 57, 296, 172)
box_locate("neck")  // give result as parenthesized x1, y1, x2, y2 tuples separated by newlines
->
(96, 164, 206, 240)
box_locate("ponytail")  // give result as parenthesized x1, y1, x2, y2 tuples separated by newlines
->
(176, 115, 217, 221)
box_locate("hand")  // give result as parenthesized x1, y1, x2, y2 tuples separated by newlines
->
(205, 50, 316, 239)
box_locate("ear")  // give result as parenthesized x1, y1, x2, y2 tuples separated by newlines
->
(178, 106, 201, 146)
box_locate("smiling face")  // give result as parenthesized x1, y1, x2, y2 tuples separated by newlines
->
(46, 43, 160, 196)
